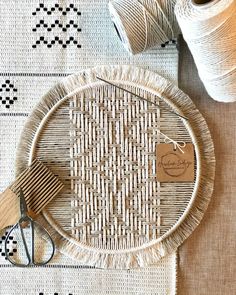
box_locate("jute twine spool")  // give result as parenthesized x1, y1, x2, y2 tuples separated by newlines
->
(175, 0, 236, 102)
(109, 0, 180, 55)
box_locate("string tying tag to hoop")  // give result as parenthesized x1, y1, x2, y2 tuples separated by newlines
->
(160, 132, 186, 154)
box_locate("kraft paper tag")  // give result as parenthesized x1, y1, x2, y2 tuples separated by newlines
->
(156, 143, 195, 182)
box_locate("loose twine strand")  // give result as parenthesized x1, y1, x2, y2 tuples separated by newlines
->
(175, 0, 236, 102)
(109, 0, 180, 54)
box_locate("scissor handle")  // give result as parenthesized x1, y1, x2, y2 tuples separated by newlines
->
(4, 221, 30, 267)
(5, 216, 55, 267)
(30, 218, 55, 266)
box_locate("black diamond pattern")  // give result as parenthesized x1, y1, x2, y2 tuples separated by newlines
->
(0, 230, 17, 261)
(0, 80, 18, 109)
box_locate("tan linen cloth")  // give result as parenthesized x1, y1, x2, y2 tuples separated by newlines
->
(178, 37, 236, 295)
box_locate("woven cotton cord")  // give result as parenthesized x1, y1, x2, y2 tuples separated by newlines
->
(108, 0, 180, 54)
(175, 0, 236, 102)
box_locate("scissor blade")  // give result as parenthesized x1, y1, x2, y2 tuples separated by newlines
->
(19, 188, 28, 218)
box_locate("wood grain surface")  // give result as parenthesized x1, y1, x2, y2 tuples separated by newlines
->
(0, 189, 19, 230)
(178, 36, 236, 295)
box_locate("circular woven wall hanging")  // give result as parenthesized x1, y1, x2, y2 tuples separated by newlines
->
(16, 65, 215, 269)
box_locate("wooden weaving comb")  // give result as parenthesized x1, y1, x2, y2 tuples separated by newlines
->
(0, 159, 64, 231)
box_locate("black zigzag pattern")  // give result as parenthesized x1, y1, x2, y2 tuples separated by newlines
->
(32, 36, 81, 49)
(32, 3, 82, 49)
(32, 19, 81, 32)
(32, 3, 81, 16)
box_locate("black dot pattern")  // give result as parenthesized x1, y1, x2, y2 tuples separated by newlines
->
(0, 230, 17, 260)
(39, 293, 73, 295)
(0, 80, 18, 109)
(32, 3, 82, 49)
(32, 3, 81, 16)
(32, 20, 81, 33)
(161, 39, 177, 48)
(32, 36, 81, 49)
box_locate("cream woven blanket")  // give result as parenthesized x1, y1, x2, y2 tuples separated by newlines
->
(0, 1, 178, 294)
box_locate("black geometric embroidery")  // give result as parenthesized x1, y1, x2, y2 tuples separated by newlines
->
(0, 80, 18, 109)
(161, 40, 176, 48)
(0, 230, 17, 260)
(32, 3, 81, 16)
(32, 3, 82, 49)
(32, 36, 81, 49)
(32, 20, 81, 33)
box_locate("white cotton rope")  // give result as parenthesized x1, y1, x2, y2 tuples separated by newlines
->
(175, 0, 236, 102)
(108, 0, 180, 54)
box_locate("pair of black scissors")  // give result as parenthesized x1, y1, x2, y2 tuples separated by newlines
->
(5, 188, 55, 266)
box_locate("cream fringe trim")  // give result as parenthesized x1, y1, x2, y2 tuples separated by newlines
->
(15, 65, 215, 269)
